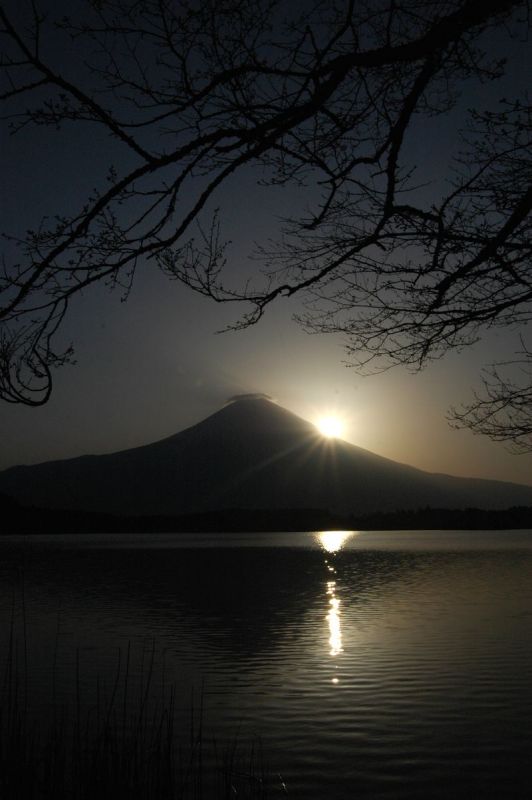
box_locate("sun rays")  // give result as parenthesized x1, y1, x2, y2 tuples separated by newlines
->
(316, 415, 345, 439)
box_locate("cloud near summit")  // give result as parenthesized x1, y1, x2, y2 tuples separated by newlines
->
(226, 393, 274, 404)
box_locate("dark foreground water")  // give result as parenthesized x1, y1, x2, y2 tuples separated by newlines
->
(1, 530, 531, 799)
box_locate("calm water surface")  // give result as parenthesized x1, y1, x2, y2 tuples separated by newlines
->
(1, 529, 531, 798)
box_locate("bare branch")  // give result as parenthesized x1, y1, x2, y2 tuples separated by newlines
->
(0, 0, 530, 440)
(449, 342, 532, 453)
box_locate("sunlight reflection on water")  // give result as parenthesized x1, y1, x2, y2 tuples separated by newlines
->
(326, 581, 342, 657)
(316, 530, 357, 553)
(1, 531, 532, 800)
(317, 532, 357, 680)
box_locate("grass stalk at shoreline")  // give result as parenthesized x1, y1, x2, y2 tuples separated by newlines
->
(0, 628, 284, 800)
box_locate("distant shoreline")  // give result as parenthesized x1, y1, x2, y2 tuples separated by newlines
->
(2, 493, 532, 533)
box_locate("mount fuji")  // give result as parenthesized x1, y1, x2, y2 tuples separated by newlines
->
(2, 395, 532, 517)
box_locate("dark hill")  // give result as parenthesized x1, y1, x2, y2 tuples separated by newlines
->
(1, 396, 532, 516)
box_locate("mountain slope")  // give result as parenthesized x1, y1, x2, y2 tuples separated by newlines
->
(1, 396, 532, 515)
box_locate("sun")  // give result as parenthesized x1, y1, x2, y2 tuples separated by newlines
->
(316, 415, 345, 439)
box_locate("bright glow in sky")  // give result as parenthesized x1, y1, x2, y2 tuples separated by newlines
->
(316, 415, 345, 439)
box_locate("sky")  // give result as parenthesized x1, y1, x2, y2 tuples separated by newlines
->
(1, 0, 531, 488)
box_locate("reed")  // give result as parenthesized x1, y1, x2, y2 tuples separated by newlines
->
(0, 609, 285, 800)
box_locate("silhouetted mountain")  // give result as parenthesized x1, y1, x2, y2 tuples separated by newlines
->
(2, 396, 532, 517)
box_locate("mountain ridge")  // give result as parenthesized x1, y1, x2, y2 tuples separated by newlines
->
(1, 396, 532, 516)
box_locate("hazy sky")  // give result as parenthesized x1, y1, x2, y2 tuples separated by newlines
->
(1, 1, 531, 487)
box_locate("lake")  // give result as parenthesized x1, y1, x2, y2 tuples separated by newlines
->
(1, 529, 531, 798)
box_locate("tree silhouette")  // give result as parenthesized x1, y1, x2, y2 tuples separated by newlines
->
(0, 0, 530, 450)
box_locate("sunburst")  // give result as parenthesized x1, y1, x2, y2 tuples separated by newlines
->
(316, 415, 344, 439)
